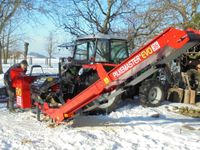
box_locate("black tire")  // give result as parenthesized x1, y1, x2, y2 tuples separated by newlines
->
(122, 86, 139, 100)
(83, 90, 123, 115)
(83, 72, 123, 114)
(95, 95, 122, 114)
(139, 79, 165, 107)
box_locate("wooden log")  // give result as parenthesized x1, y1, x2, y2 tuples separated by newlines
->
(190, 90, 196, 104)
(183, 90, 190, 104)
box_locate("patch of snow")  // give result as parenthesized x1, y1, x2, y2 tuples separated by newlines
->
(0, 103, 200, 149)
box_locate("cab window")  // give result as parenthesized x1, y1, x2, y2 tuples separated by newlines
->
(74, 40, 95, 61)
(95, 39, 109, 62)
(74, 42, 87, 60)
(111, 40, 128, 63)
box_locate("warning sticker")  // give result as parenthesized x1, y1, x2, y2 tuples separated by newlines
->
(151, 41, 160, 52)
(17, 96, 22, 106)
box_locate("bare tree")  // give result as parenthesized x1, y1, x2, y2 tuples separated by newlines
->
(55, 0, 135, 36)
(110, 1, 164, 52)
(122, 0, 200, 52)
(0, 0, 21, 34)
(2, 20, 18, 64)
(187, 13, 200, 30)
(152, 0, 200, 29)
(0, 0, 22, 73)
(46, 31, 56, 67)
(0, 0, 58, 72)
(1, 28, 6, 64)
(53, 0, 169, 51)
(4, 23, 11, 64)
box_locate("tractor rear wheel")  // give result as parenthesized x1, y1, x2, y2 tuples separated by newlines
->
(139, 79, 165, 107)
(83, 90, 123, 115)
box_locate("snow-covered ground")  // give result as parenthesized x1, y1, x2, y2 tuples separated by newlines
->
(1, 62, 200, 150)
(0, 103, 200, 150)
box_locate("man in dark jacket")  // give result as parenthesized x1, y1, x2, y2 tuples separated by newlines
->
(4, 60, 28, 111)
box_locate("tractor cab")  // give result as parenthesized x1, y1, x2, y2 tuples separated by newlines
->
(72, 33, 129, 64)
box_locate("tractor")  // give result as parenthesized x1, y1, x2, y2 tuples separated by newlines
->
(31, 33, 131, 114)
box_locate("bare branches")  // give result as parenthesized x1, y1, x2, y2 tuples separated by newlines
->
(95, 0, 106, 15)
(0, 0, 22, 73)
(0, 0, 22, 34)
(46, 31, 57, 67)
(155, 0, 200, 29)
(59, 0, 135, 36)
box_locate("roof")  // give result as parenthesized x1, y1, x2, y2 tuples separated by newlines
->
(58, 42, 75, 48)
(77, 33, 127, 41)
(58, 33, 127, 48)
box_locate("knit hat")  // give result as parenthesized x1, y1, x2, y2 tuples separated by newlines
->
(20, 60, 28, 66)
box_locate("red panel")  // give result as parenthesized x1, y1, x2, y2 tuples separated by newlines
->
(16, 76, 35, 109)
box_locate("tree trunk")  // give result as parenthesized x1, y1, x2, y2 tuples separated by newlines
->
(49, 56, 52, 67)
(24, 42, 29, 60)
(3, 48, 6, 64)
(4, 25, 11, 64)
(0, 42, 3, 74)
(1, 30, 5, 64)
(13, 55, 16, 64)
(5, 46, 8, 64)
(4, 39, 9, 64)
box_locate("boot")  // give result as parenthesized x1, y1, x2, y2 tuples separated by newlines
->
(9, 108, 16, 113)
(7, 99, 15, 112)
